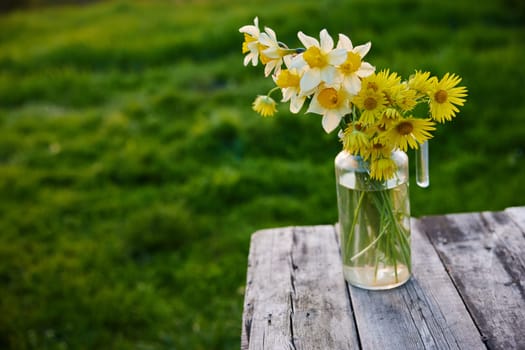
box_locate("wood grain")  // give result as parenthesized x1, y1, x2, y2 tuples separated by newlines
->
(348, 221, 485, 349)
(241, 226, 359, 350)
(419, 208, 525, 349)
(241, 206, 525, 349)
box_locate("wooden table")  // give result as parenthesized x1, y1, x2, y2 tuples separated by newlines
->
(241, 206, 525, 349)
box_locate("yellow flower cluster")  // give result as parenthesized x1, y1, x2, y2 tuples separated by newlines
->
(240, 18, 468, 181)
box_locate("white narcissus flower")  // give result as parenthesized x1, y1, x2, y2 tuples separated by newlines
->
(336, 34, 375, 95)
(259, 26, 286, 77)
(273, 56, 306, 113)
(306, 84, 352, 133)
(291, 29, 347, 94)
(239, 17, 261, 66)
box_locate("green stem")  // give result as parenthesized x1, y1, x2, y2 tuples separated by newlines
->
(344, 190, 366, 263)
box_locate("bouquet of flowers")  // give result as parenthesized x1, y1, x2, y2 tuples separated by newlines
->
(239, 18, 468, 288)
(239, 17, 467, 181)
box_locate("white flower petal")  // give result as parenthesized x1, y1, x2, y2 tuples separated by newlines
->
(322, 112, 342, 133)
(298, 31, 319, 48)
(357, 62, 375, 77)
(239, 25, 259, 37)
(258, 32, 273, 46)
(290, 95, 306, 113)
(290, 54, 306, 70)
(262, 46, 281, 59)
(337, 33, 353, 50)
(281, 88, 293, 102)
(320, 29, 334, 51)
(264, 60, 281, 77)
(354, 42, 371, 57)
(239, 17, 259, 36)
(264, 26, 277, 41)
(300, 69, 321, 93)
(320, 66, 337, 84)
(306, 100, 322, 115)
(344, 75, 362, 94)
(243, 29, 258, 37)
(283, 55, 293, 68)
(243, 54, 252, 66)
(327, 48, 347, 65)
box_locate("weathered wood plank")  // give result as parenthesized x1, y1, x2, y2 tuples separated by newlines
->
(241, 225, 360, 350)
(506, 206, 525, 232)
(347, 220, 485, 349)
(419, 210, 525, 349)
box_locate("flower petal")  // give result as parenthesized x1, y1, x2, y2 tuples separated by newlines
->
(264, 26, 277, 41)
(320, 29, 334, 51)
(298, 31, 319, 48)
(354, 42, 371, 57)
(337, 33, 353, 50)
(306, 95, 323, 114)
(290, 95, 306, 113)
(300, 69, 321, 93)
(327, 48, 347, 65)
(243, 53, 257, 66)
(322, 112, 342, 133)
(258, 32, 273, 46)
(356, 62, 375, 77)
(290, 54, 306, 70)
(239, 18, 260, 36)
(344, 75, 362, 94)
(320, 65, 337, 85)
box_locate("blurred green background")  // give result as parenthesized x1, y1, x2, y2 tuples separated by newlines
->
(1, 0, 524, 348)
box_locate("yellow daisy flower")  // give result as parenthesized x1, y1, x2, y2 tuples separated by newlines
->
(373, 69, 402, 106)
(392, 84, 418, 112)
(382, 107, 401, 120)
(370, 157, 397, 181)
(353, 87, 387, 125)
(408, 70, 436, 96)
(342, 124, 370, 156)
(384, 117, 436, 151)
(376, 69, 401, 88)
(252, 95, 278, 117)
(361, 140, 393, 161)
(428, 73, 468, 123)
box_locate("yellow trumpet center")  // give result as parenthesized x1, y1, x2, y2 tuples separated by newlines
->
(242, 34, 256, 54)
(340, 52, 361, 74)
(303, 46, 327, 68)
(318, 88, 340, 109)
(276, 70, 301, 88)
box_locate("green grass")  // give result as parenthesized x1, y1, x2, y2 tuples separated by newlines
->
(1, 0, 524, 348)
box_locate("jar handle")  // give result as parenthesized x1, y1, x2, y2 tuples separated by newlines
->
(416, 141, 430, 188)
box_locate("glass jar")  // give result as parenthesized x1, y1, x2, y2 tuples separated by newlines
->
(335, 149, 411, 290)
